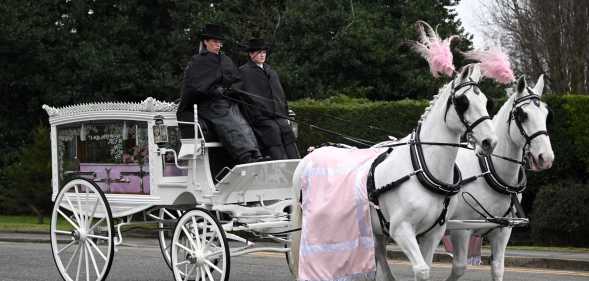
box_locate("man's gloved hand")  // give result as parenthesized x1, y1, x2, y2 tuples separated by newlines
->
(213, 86, 227, 96)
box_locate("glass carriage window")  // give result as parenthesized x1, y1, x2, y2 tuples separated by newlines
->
(162, 126, 188, 177)
(56, 120, 150, 195)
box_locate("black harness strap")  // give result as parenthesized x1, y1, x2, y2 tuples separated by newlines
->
(511, 193, 527, 219)
(367, 148, 412, 204)
(365, 80, 497, 238)
(366, 148, 396, 237)
(417, 197, 451, 239)
(366, 125, 465, 238)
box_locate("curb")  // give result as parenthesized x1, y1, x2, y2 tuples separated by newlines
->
(1, 233, 587, 272)
(386, 249, 589, 272)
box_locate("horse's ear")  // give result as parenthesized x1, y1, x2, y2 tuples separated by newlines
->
(534, 74, 545, 97)
(516, 75, 527, 96)
(470, 63, 482, 83)
(459, 64, 472, 81)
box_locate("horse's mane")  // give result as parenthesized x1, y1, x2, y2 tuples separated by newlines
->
(418, 82, 452, 123)
(494, 87, 518, 125)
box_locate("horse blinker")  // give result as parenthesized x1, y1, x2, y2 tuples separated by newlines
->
(514, 107, 528, 123)
(454, 94, 469, 116)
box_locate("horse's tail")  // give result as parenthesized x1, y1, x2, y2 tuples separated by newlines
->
(288, 157, 307, 279)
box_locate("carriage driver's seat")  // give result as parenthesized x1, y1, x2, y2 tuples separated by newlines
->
(178, 139, 199, 160)
(178, 117, 219, 160)
(178, 118, 235, 180)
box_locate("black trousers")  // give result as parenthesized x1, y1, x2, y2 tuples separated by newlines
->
(177, 100, 261, 163)
(251, 118, 300, 160)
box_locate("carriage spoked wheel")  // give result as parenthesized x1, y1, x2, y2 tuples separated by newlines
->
(50, 177, 115, 281)
(171, 208, 230, 281)
(158, 208, 184, 270)
(284, 203, 297, 277)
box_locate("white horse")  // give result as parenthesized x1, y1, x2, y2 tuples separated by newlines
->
(291, 63, 498, 281)
(444, 75, 554, 281)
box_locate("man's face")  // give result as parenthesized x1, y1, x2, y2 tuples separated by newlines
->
(249, 50, 267, 64)
(204, 39, 222, 54)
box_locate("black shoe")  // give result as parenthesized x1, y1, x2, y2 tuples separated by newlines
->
(237, 155, 255, 164)
(254, 156, 265, 162)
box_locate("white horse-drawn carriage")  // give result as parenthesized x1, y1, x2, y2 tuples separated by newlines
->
(44, 98, 299, 281)
(44, 21, 555, 281)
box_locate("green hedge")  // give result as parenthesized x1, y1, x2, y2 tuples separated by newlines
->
(530, 181, 589, 247)
(290, 94, 589, 180)
(290, 95, 428, 151)
(290, 94, 589, 246)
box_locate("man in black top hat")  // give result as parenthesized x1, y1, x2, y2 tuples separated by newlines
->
(176, 24, 263, 164)
(238, 38, 300, 160)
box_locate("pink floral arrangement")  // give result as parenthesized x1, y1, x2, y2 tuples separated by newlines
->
(463, 48, 515, 84)
(409, 21, 458, 78)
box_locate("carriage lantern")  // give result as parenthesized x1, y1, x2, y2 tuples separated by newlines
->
(153, 115, 168, 147)
(288, 109, 298, 139)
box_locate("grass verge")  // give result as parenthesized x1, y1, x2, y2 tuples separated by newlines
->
(0, 215, 51, 233)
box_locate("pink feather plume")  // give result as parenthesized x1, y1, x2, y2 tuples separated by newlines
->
(409, 21, 457, 78)
(463, 48, 515, 84)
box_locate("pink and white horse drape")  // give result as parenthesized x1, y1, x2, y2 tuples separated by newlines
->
(298, 146, 385, 281)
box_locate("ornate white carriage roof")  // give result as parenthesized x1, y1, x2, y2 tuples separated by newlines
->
(42, 97, 178, 118)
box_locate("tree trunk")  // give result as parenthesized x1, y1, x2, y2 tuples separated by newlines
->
(28, 204, 44, 224)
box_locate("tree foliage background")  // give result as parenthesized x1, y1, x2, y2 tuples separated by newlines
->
(0, 0, 471, 215)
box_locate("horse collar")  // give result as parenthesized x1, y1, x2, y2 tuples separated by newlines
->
(409, 124, 463, 196)
(477, 154, 527, 194)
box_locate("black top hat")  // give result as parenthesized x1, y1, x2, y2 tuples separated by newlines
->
(244, 38, 270, 52)
(199, 24, 224, 40)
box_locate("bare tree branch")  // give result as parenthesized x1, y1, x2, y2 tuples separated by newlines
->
(486, 0, 589, 93)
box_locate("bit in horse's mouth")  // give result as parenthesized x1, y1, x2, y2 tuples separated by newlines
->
(526, 152, 540, 170)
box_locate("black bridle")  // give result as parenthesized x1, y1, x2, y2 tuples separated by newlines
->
(459, 90, 552, 231)
(462, 89, 551, 194)
(444, 79, 492, 136)
(507, 88, 550, 168)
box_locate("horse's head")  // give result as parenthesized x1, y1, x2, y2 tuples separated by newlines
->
(445, 63, 497, 155)
(508, 75, 554, 171)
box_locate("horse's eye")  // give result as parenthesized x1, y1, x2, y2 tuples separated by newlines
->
(454, 94, 469, 115)
(515, 107, 528, 123)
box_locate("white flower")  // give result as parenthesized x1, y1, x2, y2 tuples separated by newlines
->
(88, 9, 94, 15)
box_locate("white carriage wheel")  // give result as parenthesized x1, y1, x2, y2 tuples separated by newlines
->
(158, 208, 184, 270)
(284, 203, 297, 276)
(171, 208, 230, 281)
(285, 243, 296, 276)
(50, 177, 114, 281)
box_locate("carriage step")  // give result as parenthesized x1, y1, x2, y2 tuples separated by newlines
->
(213, 204, 280, 217)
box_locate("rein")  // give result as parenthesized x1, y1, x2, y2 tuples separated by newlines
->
(219, 89, 378, 147)
(230, 87, 393, 135)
